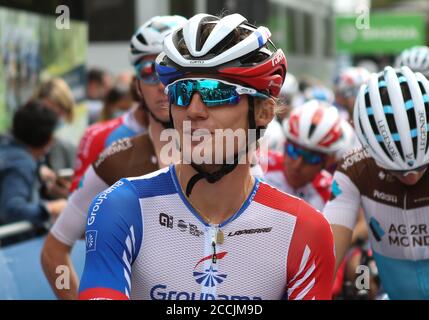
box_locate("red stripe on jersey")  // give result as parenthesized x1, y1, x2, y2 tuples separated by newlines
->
(253, 182, 301, 216)
(194, 252, 228, 269)
(286, 200, 335, 300)
(79, 287, 129, 300)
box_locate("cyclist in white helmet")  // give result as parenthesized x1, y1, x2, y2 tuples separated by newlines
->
(324, 66, 429, 299)
(334, 66, 371, 121)
(78, 13, 335, 300)
(264, 99, 354, 211)
(396, 46, 429, 78)
(41, 15, 187, 300)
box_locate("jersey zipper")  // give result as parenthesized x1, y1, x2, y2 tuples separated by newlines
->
(403, 190, 413, 260)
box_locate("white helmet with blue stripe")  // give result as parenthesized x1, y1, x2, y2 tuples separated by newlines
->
(354, 65, 429, 170)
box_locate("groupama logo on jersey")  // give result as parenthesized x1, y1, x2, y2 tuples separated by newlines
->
(193, 252, 228, 287)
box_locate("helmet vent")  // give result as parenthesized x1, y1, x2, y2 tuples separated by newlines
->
(379, 74, 405, 161)
(397, 73, 418, 158)
(136, 33, 147, 46)
(366, 86, 396, 162)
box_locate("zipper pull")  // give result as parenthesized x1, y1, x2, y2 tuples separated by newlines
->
(212, 241, 217, 264)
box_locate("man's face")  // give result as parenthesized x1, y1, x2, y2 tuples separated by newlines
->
(136, 55, 169, 122)
(168, 77, 274, 166)
(171, 88, 250, 166)
(283, 141, 325, 189)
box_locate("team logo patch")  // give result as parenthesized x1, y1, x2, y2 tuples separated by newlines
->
(85, 230, 98, 252)
(192, 252, 228, 287)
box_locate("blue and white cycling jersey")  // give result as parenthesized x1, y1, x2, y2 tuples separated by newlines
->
(324, 147, 429, 300)
(78, 165, 335, 300)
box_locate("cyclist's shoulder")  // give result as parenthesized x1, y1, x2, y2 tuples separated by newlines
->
(124, 166, 177, 199)
(255, 181, 319, 220)
(256, 182, 331, 239)
(93, 133, 157, 186)
(336, 146, 378, 177)
(85, 117, 124, 136)
(79, 117, 124, 151)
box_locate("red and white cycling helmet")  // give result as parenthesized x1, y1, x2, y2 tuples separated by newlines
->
(335, 67, 371, 98)
(283, 99, 354, 154)
(155, 13, 287, 97)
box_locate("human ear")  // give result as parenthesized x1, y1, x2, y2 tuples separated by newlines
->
(254, 98, 275, 128)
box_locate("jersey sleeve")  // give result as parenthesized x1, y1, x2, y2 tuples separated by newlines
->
(322, 170, 361, 230)
(78, 178, 143, 300)
(287, 200, 335, 300)
(50, 165, 109, 246)
(71, 127, 93, 192)
(70, 120, 118, 192)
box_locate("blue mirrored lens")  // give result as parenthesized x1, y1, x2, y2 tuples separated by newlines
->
(286, 143, 323, 165)
(168, 79, 241, 107)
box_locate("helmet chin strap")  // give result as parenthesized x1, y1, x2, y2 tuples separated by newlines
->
(148, 108, 174, 129)
(172, 96, 264, 197)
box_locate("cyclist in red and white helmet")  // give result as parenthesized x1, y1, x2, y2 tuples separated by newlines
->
(264, 99, 354, 211)
(79, 13, 334, 300)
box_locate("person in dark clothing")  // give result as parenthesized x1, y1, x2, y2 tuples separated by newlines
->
(0, 100, 67, 226)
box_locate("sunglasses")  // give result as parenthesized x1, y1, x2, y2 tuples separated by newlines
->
(387, 164, 429, 177)
(135, 60, 160, 84)
(165, 78, 269, 107)
(285, 142, 325, 165)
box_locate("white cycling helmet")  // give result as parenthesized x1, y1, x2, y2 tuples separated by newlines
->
(335, 67, 371, 98)
(354, 66, 429, 171)
(395, 46, 429, 78)
(283, 99, 354, 154)
(129, 15, 187, 65)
